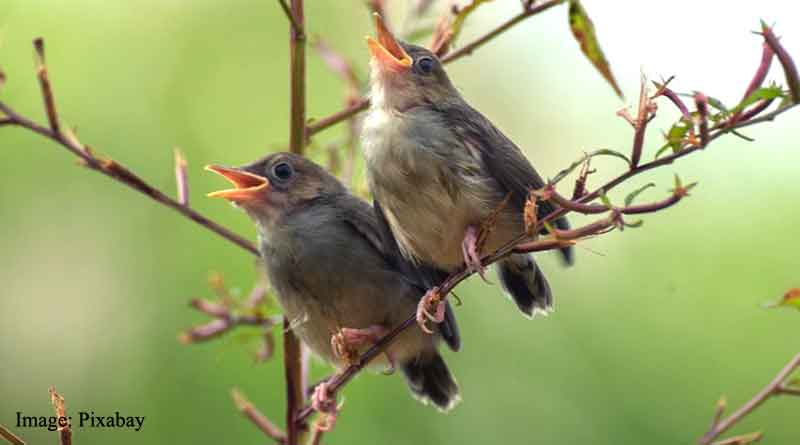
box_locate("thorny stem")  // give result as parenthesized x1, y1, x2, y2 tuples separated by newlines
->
(700, 352, 800, 444)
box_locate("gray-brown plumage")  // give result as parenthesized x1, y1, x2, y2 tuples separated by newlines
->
(362, 15, 572, 319)
(206, 152, 460, 410)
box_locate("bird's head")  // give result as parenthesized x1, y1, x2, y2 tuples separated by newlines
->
(206, 152, 345, 231)
(366, 13, 457, 111)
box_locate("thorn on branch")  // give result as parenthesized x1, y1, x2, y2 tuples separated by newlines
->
(174, 148, 189, 206)
(33, 38, 61, 135)
(631, 76, 657, 167)
(49, 387, 72, 445)
(232, 388, 287, 444)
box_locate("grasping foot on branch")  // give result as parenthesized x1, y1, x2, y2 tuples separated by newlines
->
(311, 382, 339, 432)
(417, 287, 445, 334)
(332, 326, 396, 373)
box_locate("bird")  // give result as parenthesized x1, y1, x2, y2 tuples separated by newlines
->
(206, 152, 461, 418)
(361, 14, 573, 330)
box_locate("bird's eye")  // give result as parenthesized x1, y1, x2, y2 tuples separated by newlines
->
(416, 56, 435, 74)
(272, 162, 293, 181)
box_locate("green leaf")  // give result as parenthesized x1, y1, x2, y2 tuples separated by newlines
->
(623, 219, 644, 228)
(599, 191, 613, 208)
(568, 0, 623, 98)
(673, 174, 683, 190)
(730, 85, 785, 114)
(660, 119, 692, 157)
(624, 182, 655, 207)
(592, 148, 631, 166)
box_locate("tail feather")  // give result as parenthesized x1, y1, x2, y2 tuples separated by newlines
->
(497, 253, 553, 317)
(553, 216, 574, 265)
(401, 353, 460, 411)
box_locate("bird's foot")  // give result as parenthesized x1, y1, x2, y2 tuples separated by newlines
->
(416, 287, 445, 335)
(462, 225, 488, 281)
(331, 325, 395, 373)
(311, 382, 339, 432)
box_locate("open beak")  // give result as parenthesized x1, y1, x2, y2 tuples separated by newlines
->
(205, 165, 269, 202)
(366, 13, 412, 73)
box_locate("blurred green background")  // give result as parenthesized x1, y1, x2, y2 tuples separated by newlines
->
(1, 1, 798, 444)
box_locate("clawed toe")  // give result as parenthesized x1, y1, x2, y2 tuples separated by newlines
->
(416, 287, 445, 334)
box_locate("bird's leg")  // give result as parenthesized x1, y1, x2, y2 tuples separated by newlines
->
(331, 326, 396, 374)
(462, 224, 487, 280)
(416, 287, 445, 334)
(311, 381, 338, 432)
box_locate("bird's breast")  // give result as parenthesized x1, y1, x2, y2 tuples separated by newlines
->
(362, 107, 517, 270)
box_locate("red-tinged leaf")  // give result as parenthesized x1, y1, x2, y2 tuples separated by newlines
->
(568, 0, 623, 99)
(769, 288, 800, 310)
(761, 22, 800, 103)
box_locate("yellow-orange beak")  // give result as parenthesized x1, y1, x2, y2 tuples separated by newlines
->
(205, 165, 269, 202)
(366, 13, 411, 72)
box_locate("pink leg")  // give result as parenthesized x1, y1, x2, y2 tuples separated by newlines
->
(462, 224, 487, 280)
(416, 287, 445, 334)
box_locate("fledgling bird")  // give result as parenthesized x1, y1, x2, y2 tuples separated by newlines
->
(361, 15, 573, 326)
(206, 153, 461, 413)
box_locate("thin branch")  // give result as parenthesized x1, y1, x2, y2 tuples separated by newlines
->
(776, 385, 800, 397)
(180, 298, 278, 344)
(699, 352, 800, 444)
(0, 95, 258, 256)
(441, 0, 566, 64)
(306, 99, 369, 136)
(284, 2, 309, 443)
(276, 0, 304, 36)
(284, 318, 306, 445)
(0, 425, 25, 445)
(33, 38, 60, 134)
(305, 0, 566, 137)
(49, 387, 71, 445)
(288, 0, 306, 154)
(232, 388, 287, 444)
(712, 432, 763, 445)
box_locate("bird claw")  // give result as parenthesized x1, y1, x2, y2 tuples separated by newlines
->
(311, 382, 338, 432)
(331, 326, 394, 371)
(462, 225, 489, 282)
(416, 287, 445, 334)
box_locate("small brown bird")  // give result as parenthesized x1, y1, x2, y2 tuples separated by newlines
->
(361, 15, 573, 327)
(206, 153, 461, 413)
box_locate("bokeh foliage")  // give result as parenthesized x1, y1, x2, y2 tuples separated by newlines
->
(1, 1, 798, 444)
